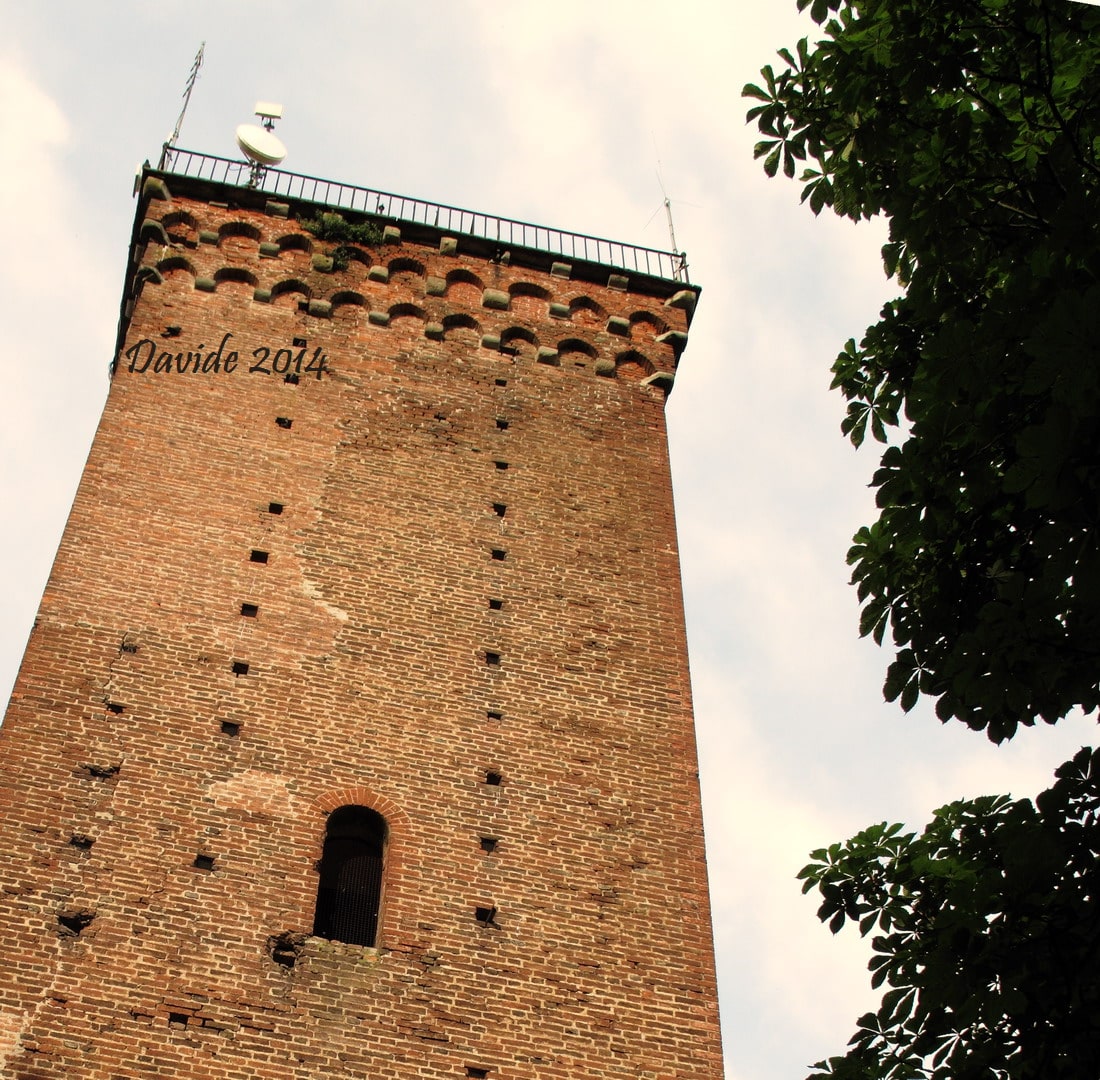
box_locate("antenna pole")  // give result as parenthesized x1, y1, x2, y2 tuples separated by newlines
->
(663, 197, 678, 261)
(161, 42, 205, 169)
(663, 196, 688, 283)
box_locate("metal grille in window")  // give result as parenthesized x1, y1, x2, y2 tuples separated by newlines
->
(313, 806, 386, 947)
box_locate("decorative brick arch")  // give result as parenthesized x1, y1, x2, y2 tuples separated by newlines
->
(218, 220, 262, 243)
(388, 256, 426, 278)
(629, 310, 670, 338)
(155, 255, 196, 280)
(568, 294, 607, 323)
(500, 325, 538, 352)
(614, 348, 656, 381)
(277, 232, 313, 253)
(213, 267, 259, 289)
(557, 337, 597, 360)
(389, 302, 427, 323)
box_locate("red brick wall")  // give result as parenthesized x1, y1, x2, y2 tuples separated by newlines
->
(0, 177, 722, 1079)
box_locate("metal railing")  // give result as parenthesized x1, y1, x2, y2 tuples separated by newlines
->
(157, 146, 688, 283)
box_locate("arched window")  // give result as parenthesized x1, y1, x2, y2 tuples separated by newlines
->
(313, 805, 386, 947)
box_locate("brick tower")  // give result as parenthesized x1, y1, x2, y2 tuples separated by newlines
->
(0, 151, 722, 1080)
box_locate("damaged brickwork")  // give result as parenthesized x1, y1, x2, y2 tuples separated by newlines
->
(0, 168, 722, 1079)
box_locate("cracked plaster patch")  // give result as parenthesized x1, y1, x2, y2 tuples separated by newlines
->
(301, 578, 349, 622)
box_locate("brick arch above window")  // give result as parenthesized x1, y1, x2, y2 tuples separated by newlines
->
(312, 787, 409, 830)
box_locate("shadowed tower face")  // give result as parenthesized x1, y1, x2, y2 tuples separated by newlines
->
(0, 155, 722, 1079)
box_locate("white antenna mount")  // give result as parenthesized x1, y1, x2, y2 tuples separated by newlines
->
(236, 101, 287, 187)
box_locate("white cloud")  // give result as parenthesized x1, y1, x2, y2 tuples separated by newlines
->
(0, 59, 110, 706)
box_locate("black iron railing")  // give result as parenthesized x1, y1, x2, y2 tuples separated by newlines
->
(156, 146, 688, 283)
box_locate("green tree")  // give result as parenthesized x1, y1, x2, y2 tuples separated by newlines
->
(747, 0, 1100, 742)
(800, 747, 1100, 1080)
(747, 1, 1100, 1075)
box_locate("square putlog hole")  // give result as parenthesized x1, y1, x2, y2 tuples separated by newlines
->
(193, 854, 215, 871)
(275, 416, 293, 429)
(479, 837, 499, 853)
(268, 502, 284, 515)
(232, 661, 250, 677)
(240, 603, 259, 618)
(221, 721, 241, 738)
(249, 549, 269, 564)
(488, 598, 503, 611)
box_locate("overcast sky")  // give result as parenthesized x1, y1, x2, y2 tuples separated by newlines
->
(1, 3, 1095, 1077)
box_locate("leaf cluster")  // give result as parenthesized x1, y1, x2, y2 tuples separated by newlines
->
(300, 212, 383, 271)
(747, 0, 1100, 739)
(798, 747, 1100, 1080)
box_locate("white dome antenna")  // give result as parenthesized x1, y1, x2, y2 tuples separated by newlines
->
(236, 101, 287, 187)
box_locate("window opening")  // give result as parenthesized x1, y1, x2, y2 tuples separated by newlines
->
(313, 805, 387, 948)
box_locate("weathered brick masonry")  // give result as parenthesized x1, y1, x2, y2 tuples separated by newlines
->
(0, 168, 722, 1079)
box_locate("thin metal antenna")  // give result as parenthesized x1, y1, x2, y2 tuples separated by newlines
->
(161, 43, 205, 169)
(663, 197, 680, 264)
(653, 163, 688, 283)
